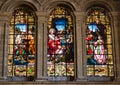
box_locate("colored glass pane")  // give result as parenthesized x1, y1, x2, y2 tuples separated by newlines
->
(8, 7, 36, 81)
(86, 7, 114, 77)
(47, 7, 74, 81)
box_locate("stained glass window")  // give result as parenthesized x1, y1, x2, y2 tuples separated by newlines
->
(8, 6, 37, 81)
(47, 7, 74, 81)
(86, 7, 114, 77)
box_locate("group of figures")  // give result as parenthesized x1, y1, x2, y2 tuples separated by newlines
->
(47, 27, 74, 77)
(48, 28, 74, 64)
(14, 30, 35, 65)
(86, 20, 107, 65)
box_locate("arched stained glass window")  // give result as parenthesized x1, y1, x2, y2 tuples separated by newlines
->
(47, 6, 74, 81)
(86, 7, 114, 77)
(8, 6, 37, 81)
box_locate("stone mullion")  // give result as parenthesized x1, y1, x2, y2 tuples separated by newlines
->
(0, 12, 11, 80)
(43, 20, 47, 78)
(0, 22, 5, 79)
(3, 22, 9, 78)
(75, 12, 87, 81)
(36, 19, 43, 80)
(36, 12, 48, 81)
(112, 12, 120, 81)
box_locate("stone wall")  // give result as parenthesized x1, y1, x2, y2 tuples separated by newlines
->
(0, 0, 120, 84)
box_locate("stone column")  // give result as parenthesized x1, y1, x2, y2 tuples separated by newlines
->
(36, 12, 48, 81)
(0, 12, 11, 80)
(111, 12, 120, 81)
(74, 12, 87, 81)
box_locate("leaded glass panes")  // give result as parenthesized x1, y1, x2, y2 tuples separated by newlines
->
(47, 7, 74, 81)
(8, 7, 36, 81)
(86, 7, 114, 77)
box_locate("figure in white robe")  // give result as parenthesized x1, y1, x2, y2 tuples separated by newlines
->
(94, 36, 106, 64)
